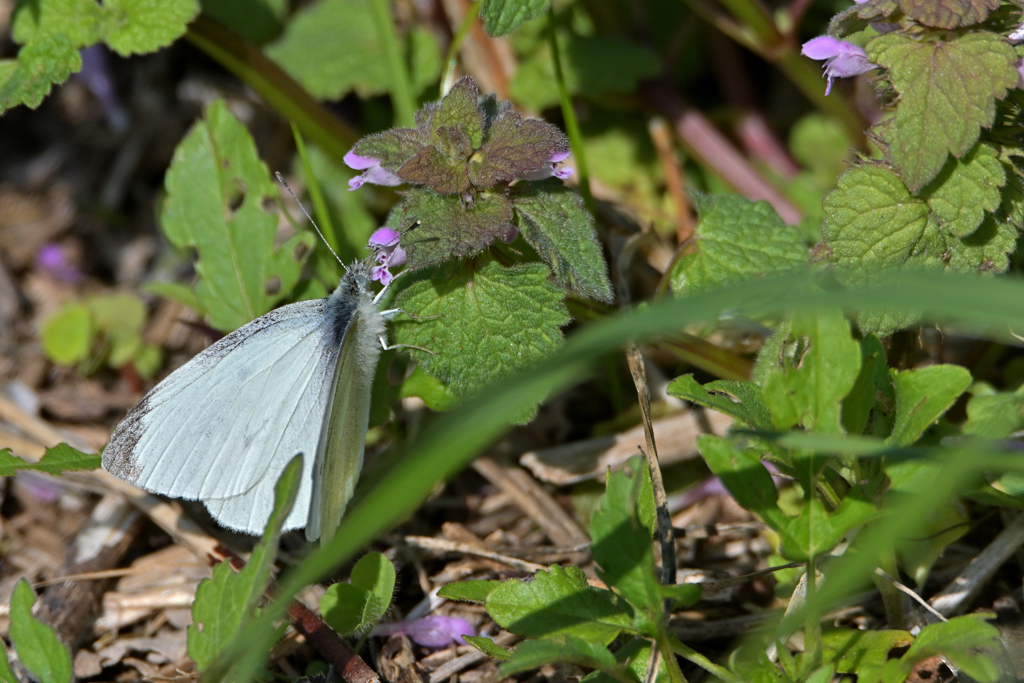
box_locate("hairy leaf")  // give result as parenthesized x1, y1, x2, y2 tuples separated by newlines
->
(480, 0, 549, 37)
(0, 34, 81, 113)
(101, 0, 200, 55)
(471, 111, 568, 187)
(868, 32, 1017, 191)
(464, 635, 512, 660)
(670, 195, 807, 296)
(161, 100, 313, 331)
(922, 143, 1004, 238)
(438, 580, 503, 604)
(11, 0, 106, 46)
(667, 375, 773, 430)
(392, 260, 568, 400)
(895, 0, 999, 29)
(394, 189, 515, 268)
(511, 179, 613, 302)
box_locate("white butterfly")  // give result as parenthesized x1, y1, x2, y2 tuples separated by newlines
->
(102, 259, 398, 542)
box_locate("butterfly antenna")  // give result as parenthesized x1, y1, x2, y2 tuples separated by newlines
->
(275, 172, 345, 268)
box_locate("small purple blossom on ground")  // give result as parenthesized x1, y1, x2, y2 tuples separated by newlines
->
(37, 243, 83, 283)
(370, 615, 474, 648)
(801, 36, 876, 95)
(368, 227, 407, 285)
(345, 150, 403, 191)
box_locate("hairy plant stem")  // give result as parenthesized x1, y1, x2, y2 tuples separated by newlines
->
(546, 8, 595, 213)
(368, 0, 416, 127)
(656, 631, 688, 683)
(185, 14, 357, 163)
(441, 2, 481, 96)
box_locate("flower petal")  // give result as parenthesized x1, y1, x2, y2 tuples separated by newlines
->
(801, 35, 845, 60)
(344, 149, 380, 170)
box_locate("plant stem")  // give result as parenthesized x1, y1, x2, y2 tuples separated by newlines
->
(185, 14, 357, 164)
(669, 635, 742, 683)
(655, 632, 688, 683)
(291, 124, 340, 257)
(802, 557, 822, 674)
(546, 8, 594, 213)
(368, 0, 417, 127)
(441, 1, 481, 96)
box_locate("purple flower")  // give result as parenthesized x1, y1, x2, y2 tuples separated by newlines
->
(368, 227, 407, 285)
(521, 150, 575, 181)
(37, 243, 83, 283)
(801, 36, 876, 95)
(345, 150, 403, 191)
(78, 46, 129, 132)
(370, 615, 474, 649)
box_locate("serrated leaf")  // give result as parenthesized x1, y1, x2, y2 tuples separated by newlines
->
(590, 466, 661, 624)
(40, 301, 92, 365)
(500, 636, 620, 677)
(11, 0, 106, 46)
(397, 144, 470, 194)
(511, 179, 613, 302)
(187, 456, 302, 671)
(0, 34, 81, 113)
(395, 189, 515, 268)
(350, 552, 396, 613)
(161, 99, 313, 332)
(0, 444, 100, 476)
(886, 364, 971, 446)
(896, 615, 1004, 682)
(486, 566, 633, 645)
(101, 0, 199, 55)
(9, 580, 72, 683)
(480, 0, 549, 37)
(895, 0, 999, 29)
(670, 195, 807, 296)
(761, 311, 861, 434)
(352, 128, 426, 174)
(867, 32, 1017, 191)
(696, 435, 788, 532)
(470, 112, 569, 187)
(319, 583, 382, 636)
(464, 635, 512, 660)
(510, 34, 660, 110)
(428, 77, 485, 149)
(922, 143, 1005, 238)
(437, 580, 502, 604)
(392, 260, 569, 398)
(666, 375, 773, 430)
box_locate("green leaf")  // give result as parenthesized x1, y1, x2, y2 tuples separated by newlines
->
(187, 455, 302, 672)
(761, 311, 861, 434)
(349, 552, 396, 620)
(511, 179, 613, 303)
(922, 143, 1005, 238)
(697, 435, 787, 531)
(823, 628, 912, 683)
(962, 386, 1024, 438)
(589, 466, 660, 625)
(886, 364, 971, 446)
(867, 32, 1017, 191)
(500, 636, 621, 677)
(201, 0, 288, 44)
(486, 566, 633, 645)
(100, 0, 200, 55)
(896, 615, 1004, 682)
(12, 0, 106, 46)
(660, 583, 701, 609)
(841, 335, 895, 437)
(143, 280, 204, 314)
(89, 293, 147, 334)
(319, 583, 381, 636)
(480, 0, 549, 37)
(670, 195, 807, 296)
(394, 189, 515, 268)
(398, 365, 462, 411)
(463, 635, 512, 660)
(438, 580, 502, 604)
(470, 112, 569, 188)
(161, 99, 314, 332)
(0, 34, 81, 113)
(266, 0, 436, 100)
(895, 0, 999, 29)
(40, 302, 92, 365)
(666, 375, 772, 430)
(510, 34, 660, 110)
(392, 260, 569, 399)
(0, 642, 17, 683)
(0, 444, 100, 476)
(779, 492, 878, 561)
(9, 580, 72, 683)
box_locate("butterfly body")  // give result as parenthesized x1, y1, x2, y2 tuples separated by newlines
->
(102, 261, 386, 541)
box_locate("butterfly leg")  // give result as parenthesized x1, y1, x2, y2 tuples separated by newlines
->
(379, 337, 435, 355)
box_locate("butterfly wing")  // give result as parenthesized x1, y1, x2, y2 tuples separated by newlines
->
(103, 299, 339, 534)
